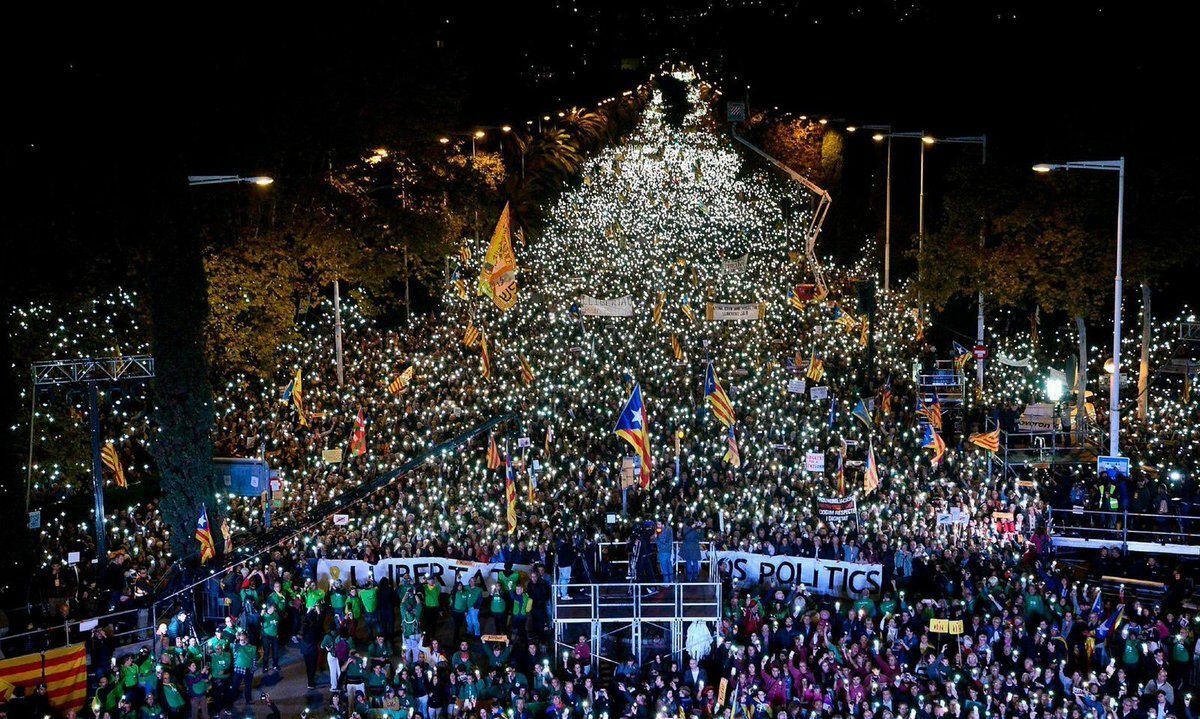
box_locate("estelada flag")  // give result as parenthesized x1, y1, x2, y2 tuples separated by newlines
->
(487, 433, 502, 470)
(101, 440, 127, 488)
(0, 644, 87, 712)
(614, 382, 653, 490)
(477, 202, 519, 311)
(196, 506, 216, 564)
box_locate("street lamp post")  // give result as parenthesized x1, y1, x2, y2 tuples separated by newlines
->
(939, 136, 988, 388)
(863, 125, 892, 292)
(187, 175, 273, 186)
(1033, 158, 1126, 457)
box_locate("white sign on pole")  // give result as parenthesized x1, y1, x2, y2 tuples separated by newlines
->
(1097, 455, 1130, 479)
(810, 385, 830, 400)
(787, 379, 806, 394)
(333, 514, 350, 526)
(805, 452, 825, 473)
(517, 437, 531, 448)
(67, 551, 81, 565)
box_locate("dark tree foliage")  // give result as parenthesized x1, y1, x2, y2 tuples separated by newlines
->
(146, 202, 219, 561)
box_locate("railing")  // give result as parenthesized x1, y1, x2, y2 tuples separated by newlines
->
(0, 603, 157, 659)
(1047, 507, 1200, 553)
(592, 540, 716, 581)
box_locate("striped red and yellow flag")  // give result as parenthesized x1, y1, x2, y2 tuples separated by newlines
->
(387, 364, 414, 396)
(101, 440, 127, 488)
(480, 333, 492, 381)
(463, 322, 480, 348)
(969, 429, 1001, 453)
(487, 433, 502, 471)
(518, 355, 535, 386)
(671, 334, 683, 362)
(653, 291, 665, 326)
(680, 303, 695, 322)
(0, 644, 87, 713)
(459, 245, 471, 265)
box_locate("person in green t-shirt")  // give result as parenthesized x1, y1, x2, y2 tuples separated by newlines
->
(261, 603, 280, 672)
(462, 577, 484, 638)
(421, 575, 442, 638)
(450, 580, 470, 642)
(360, 580, 380, 639)
(185, 661, 211, 719)
(140, 689, 164, 719)
(485, 585, 506, 636)
(303, 579, 327, 611)
(231, 633, 257, 706)
(160, 674, 187, 716)
(208, 641, 233, 712)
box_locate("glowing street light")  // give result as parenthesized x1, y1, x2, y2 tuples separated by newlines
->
(187, 175, 273, 187)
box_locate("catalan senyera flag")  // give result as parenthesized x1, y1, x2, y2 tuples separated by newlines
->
(653, 291, 666, 326)
(504, 452, 518, 534)
(968, 428, 1001, 453)
(671, 333, 683, 362)
(518, 354, 535, 386)
(703, 362, 736, 427)
(101, 440, 127, 488)
(863, 440, 880, 495)
(487, 433, 502, 470)
(463, 322, 481, 348)
(349, 409, 367, 457)
(805, 356, 825, 383)
(922, 425, 947, 468)
(477, 202, 519, 311)
(459, 245, 472, 266)
(387, 364, 414, 395)
(614, 382, 653, 490)
(289, 368, 308, 427)
(723, 426, 741, 468)
(0, 644, 87, 712)
(480, 333, 492, 380)
(195, 505, 216, 564)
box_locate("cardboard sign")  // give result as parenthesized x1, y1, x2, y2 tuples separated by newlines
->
(322, 448, 344, 464)
(481, 634, 510, 644)
(929, 618, 964, 635)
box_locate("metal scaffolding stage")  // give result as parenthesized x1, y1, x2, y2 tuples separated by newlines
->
(552, 582, 722, 671)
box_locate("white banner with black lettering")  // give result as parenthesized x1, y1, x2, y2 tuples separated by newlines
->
(578, 296, 635, 317)
(705, 302, 766, 321)
(316, 557, 532, 593)
(716, 551, 883, 598)
(721, 254, 749, 275)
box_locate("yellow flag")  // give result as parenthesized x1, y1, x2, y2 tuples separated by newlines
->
(477, 203, 519, 311)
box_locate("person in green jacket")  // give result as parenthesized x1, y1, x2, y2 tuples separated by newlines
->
(136, 649, 158, 698)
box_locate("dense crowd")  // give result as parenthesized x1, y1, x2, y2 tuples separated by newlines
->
(6, 70, 1200, 719)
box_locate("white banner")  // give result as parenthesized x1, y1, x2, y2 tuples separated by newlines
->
(578, 295, 634, 317)
(705, 302, 766, 321)
(804, 451, 825, 473)
(1018, 403, 1059, 432)
(721, 254, 749, 274)
(316, 557, 532, 593)
(716, 551, 883, 598)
